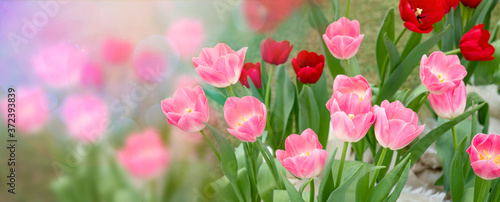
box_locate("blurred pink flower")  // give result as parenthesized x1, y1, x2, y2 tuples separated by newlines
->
(167, 18, 206, 59)
(31, 42, 86, 88)
(466, 133, 500, 180)
(192, 43, 247, 88)
(80, 62, 103, 88)
(276, 128, 327, 178)
(420, 51, 467, 94)
(428, 81, 466, 119)
(374, 100, 425, 150)
(1, 87, 49, 134)
(101, 37, 133, 64)
(61, 95, 109, 142)
(323, 17, 364, 60)
(174, 75, 200, 90)
(133, 50, 168, 82)
(243, 0, 304, 32)
(118, 129, 170, 179)
(161, 85, 209, 132)
(224, 96, 266, 142)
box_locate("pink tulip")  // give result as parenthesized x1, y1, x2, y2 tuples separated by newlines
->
(419, 51, 467, 94)
(428, 81, 466, 119)
(101, 37, 133, 64)
(322, 17, 365, 60)
(276, 129, 328, 178)
(1, 87, 49, 134)
(133, 50, 168, 82)
(224, 96, 266, 142)
(192, 43, 248, 88)
(61, 95, 109, 142)
(118, 129, 170, 179)
(466, 133, 500, 180)
(260, 37, 293, 65)
(333, 75, 372, 102)
(373, 100, 425, 150)
(161, 85, 209, 133)
(326, 92, 374, 142)
(80, 62, 103, 88)
(167, 18, 206, 59)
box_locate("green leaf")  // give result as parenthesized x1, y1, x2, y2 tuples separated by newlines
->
(318, 147, 339, 202)
(465, 0, 498, 31)
(257, 162, 278, 202)
(403, 102, 486, 166)
(203, 86, 227, 106)
(466, 93, 490, 134)
(355, 170, 372, 202)
(383, 34, 401, 75)
(385, 159, 412, 202)
(298, 85, 321, 141)
(273, 190, 290, 202)
(330, 0, 341, 21)
(247, 77, 264, 102)
(211, 176, 239, 202)
(326, 164, 363, 202)
(309, 73, 331, 148)
(451, 137, 467, 202)
(400, 32, 422, 61)
(404, 91, 429, 113)
(271, 66, 296, 149)
(376, 8, 395, 82)
(237, 168, 252, 202)
(368, 155, 411, 202)
(473, 41, 500, 86)
(281, 172, 305, 202)
(376, 25, 451, 104)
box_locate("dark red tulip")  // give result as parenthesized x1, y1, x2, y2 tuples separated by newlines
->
(460, 0, 482, 8)
(443, 0, 459, 13)
(460, 24, 495, 61)
(292, 50, 325, 84)
(399, 0, 445, 33)
(261, 37, 293, 65)
(239, 62, 262, 89)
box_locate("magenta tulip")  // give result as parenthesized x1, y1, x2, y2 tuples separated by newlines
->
(192, 43, 248, 88)
(276, 129, 328, 178)
(224, 96, 266, 142)
(420, 51, 467, 94)
(323, 17, 364, 60)
(466, 133, 500, 180)
(118, 129, 170, 179)
(161, 85, 209, 133)
(374, 100, 425, 150)
(333, 75, 372, 102)
(428, 81, 466, 119)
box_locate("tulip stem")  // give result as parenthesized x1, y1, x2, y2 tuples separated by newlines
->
(200, 130, 221, 162)
(476, 177, 491, 202)
(345, 59, 351, 76)
(370, 147, 388, 188)
(226, 85, 236, 97)
(345, 0, 351, 18)
(452, 126, 458, 150)
(336, 142, 349, 187)
(310, 178, 315, 202)
(265, 67, 274, 109)
(444, 49, 461, 55)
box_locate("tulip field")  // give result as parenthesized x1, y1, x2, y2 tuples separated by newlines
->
(1, 0, 500, 201)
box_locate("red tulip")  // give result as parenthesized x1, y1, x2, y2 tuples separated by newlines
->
(239, 62, 262, 89)
(242, 0, 305, 32)
(261, 37, 293, 65)
(460, 24, 495, 61)
(292, 50, 325, 84)
(443, 0, 459, 13)
(460, 0, 482, 8)
(399, 0, 445, 33)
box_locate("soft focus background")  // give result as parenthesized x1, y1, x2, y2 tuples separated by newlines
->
(0, 0, 498, 201)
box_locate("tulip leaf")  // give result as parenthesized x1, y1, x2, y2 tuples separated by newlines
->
(400, 31, 422, 61)
(326, 164, 363, 202)
(318, 147, 339, 202)
(205, 124, 244, 201)
(309, 73, 331, 148)
(465, 0, 498, 31)
(451, 137, 467, 202)
(211, 176, 239, 201)
(271, 66, 296, 149)
(385, 158, 412, 202)
(203, 86, 227, 106)
(376, 25, 450, 104)
(376, 8, 395, 83)
(442, 9, 459, 52)
(489, 179, 500, 202)
(256, 161, 278, 202)
(404, 90, 429, 113)
(273, 190, 290, 202)
(466, 93, 490, 134)
(237, 168, 252, 202)
(247, 77, 263, 102)
(308, 0, 346, 78)
(298, 85, 321, 142)
(368, 155, 411, 202)
(402, 102, 486, 166)
(383, 34, 401, 75)
(280, 172, 305, 202)
(355, 169, 372, 202)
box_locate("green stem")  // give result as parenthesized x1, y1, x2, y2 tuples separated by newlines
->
(336, 142, 349, 186)
(476, 178, 491, 202)
(243, 142, 258, 202)
(265, 66, 274, 109)
(226, 85, 236, 97)
(345, 59, 351, 76)
(444, 49, 461, 55)
(200, 130, 221, 162)
(452, 126, 458, 150)
(310, 178, 315, 202)
(345, 0, 351, 18)
(370, 147, 388, 188)
(394, 27, 407, 45)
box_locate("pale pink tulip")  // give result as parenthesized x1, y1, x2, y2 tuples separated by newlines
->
(101, 37, 133, 64)
(61, 95, 109, 142)
(428, 81, 466, 119)
(466, 133, 500, 180)
(373, 100, 425, 150)
(326, 92, 374, 142)
(161, 85, 209, 133)
(1, 87, 49, 134)
(420, 51, 467, 94)
(333, 75, 372, 102)
(167, 18, 206, 59)
(118, 129, 170, 179)
(192, 43, 248, 88)
(322, 17, 365, 60)
(276, 129, 328, 178)
(224, 96, 266, 142)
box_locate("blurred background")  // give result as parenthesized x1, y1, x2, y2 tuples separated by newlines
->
(0, 0, 498, 201)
